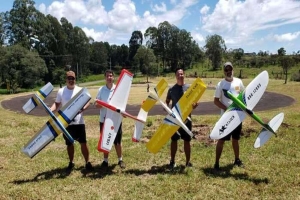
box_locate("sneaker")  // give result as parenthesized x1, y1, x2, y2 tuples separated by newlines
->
(186, 162, 193, 167)
(213, 163, 220, 170)
(118, 160, 126, 169)
(169, 160, 176, 170)
(233, 159, 244, 168)
(100, 161, 108, 168)
(85, 162, 94, 171)
(67, 162, 74, 171)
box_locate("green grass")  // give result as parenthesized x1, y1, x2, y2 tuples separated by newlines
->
(0, 75, 300, 199)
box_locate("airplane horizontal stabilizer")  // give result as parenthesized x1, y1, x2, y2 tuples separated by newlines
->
(254, 113, 284, 148)
(22, 82, 54, 113)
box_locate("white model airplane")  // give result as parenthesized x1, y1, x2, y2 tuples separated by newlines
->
(95, 69, 147, 153)
(22, 83, 91, 158)
(209, 70, 284, 148)
(146, 78, 207, 153)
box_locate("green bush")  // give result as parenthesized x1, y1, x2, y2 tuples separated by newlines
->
(290, 72, 300, 82)
(146, 118, 153, 127)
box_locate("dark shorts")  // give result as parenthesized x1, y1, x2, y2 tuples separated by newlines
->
(100, 122, 123, 145)
(220, 123, 242, 141)
(64, 124, 87, 146)
(171, 119, 192, 142)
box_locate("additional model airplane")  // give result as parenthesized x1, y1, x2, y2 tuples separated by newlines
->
(22, 83, 91, 158)
(209, 70, 284, 148)
(132, 79, 169, 142)
(146, 78, 207, 153)
(95, 69, 144, 153)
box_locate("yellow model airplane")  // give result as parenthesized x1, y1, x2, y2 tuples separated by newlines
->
(146, 78, 207, 153)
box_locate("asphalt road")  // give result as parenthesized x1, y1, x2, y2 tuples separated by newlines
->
(1, 91, 295, 116)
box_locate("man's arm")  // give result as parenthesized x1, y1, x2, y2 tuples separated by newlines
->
(95, 87, 103, 109)
(50, 102, 61, 112)
(214, 97, 227, 111)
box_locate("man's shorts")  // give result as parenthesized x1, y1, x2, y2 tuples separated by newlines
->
(171, 120, 192, 142)
(100, 122, 123, 145)
(64, 124, 87, 146)
(219, 123, 242, 141)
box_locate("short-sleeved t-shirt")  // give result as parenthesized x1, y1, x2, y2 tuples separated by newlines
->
(166, 84, 190, 108)
(55, 85, 84, 125)
(96, 84, 116, 123)
(214, 77, 245, 114)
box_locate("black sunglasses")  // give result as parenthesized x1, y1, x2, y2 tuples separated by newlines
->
(224, 68, 233, 72)
(67, 77, 75, 81)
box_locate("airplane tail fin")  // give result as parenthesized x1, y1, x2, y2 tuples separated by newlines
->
(22, 82, 54, 113)
(254, 113, 284, 148)
(132, 79, 168, 142)
(132, 99, 153, 142)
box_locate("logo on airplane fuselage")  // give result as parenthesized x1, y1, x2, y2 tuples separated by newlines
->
(219, 115, 235, 135)
(106, 132, 112, 145)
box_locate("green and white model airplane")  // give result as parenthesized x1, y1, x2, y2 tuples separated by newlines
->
(210, 70, 284, 148)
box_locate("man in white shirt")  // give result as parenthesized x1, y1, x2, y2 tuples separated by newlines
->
(95, 70, 125, 169)
(213, 62, 245, 170)
(50, 71, 93, 171)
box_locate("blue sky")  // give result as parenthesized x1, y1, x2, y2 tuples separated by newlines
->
(1, 0, 300, 54)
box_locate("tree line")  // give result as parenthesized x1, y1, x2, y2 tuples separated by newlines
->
(0, 0, 299, 92)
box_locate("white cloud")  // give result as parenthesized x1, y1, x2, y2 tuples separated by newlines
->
(38, 3, 46, 13)
(201, 0, 300, 45)
(192, 32, 205, 43)
(107, 0, 140, 32)
(200, 5, 209, 15)
(273, 32, 300, 42)
(170, 0, 177, 5)
(152, 2, 167, 13)
(35, 0, 198, 45)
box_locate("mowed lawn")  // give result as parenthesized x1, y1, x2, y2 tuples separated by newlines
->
(0, 77, 300, 199)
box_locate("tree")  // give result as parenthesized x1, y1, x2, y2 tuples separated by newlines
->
(0, 12, 5, 46)
(278, 55, 294, 84)
(257, 50, 268, 56)
(90, 42, 108, 73)
(204, 34, 226, 70)
(129, 30, 143, 65)
(233, 48, 244, 63)
(277, 47, 286, 56)
(1, 45, 47, 92)
(6, 0, 38, 48)
(133, 46, 156, 82)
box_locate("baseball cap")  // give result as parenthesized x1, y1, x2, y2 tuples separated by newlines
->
(66, 71, 75, 78)
(223, 62, 233, 70)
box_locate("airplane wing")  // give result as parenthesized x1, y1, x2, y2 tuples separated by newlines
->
(97, 69, 132, 152)
(22, 82, 54, 113)
(241, 70, 268, 110)
(109, 69, 133, 111)
(22, 88, 91, 158)
(173, 78, 206, 122)
(146, 78, 207, 153)
(132, 79, 169, 142)
(209, 108, 246, 140)
(146, 117, 180, 154)
(97, 109, 123, 153)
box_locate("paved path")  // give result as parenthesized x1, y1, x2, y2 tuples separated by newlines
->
(1, 91, 295, 116)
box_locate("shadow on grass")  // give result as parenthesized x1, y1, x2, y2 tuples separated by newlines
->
(84, 164, 119, 179)
(123, 164, 190, 176)
(202, 164, 269, 185)
(11, 165, 97, 184)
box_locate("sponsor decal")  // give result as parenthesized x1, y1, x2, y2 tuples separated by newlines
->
(106, 132, 112, 145)
(247, 83, 261, 101)
(219, 115, 235, 135)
